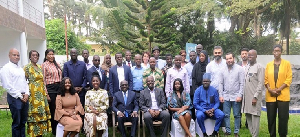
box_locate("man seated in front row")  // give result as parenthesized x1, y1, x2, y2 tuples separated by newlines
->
(139, 76, 170, 137)
(194, 73, 225, 137)
(113, 80, 139, 137)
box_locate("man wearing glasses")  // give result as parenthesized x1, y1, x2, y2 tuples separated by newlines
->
(86, 55, 107, 90)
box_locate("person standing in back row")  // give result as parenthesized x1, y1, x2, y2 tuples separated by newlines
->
(219, 52, 245, 137)
(241, 49, 265, 137)
(152, 46, 166, 69)
(42, 49, 62, 135)
(265, 45, 292, 137)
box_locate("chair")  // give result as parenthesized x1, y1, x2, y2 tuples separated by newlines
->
(56, 123, 79, 137)
(0, 104, 9, 115)
(195, 118, 216, 137)
(141, 111, 170, 137)
(170, 118, 196, 137)
(112, 111, 140, 137)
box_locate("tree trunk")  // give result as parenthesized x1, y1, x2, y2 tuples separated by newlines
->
(207, 11, 215, 40)
(285, 0, 291, 55)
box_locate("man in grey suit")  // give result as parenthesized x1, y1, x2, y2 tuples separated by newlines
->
(139, 76, 170, 137)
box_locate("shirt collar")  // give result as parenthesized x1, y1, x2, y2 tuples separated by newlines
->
(172, 66, 183, 70)
(133, 66, 143, 70)
(8, 61, 19, 67)
(148, 87, 155, 93)
(117, 64, 123, 68)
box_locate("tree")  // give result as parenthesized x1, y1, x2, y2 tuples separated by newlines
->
(45, 19, 91, 55)
(93, 0, 178, 54)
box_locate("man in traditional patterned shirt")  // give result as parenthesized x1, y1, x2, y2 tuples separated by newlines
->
(143, 57, 164, 89)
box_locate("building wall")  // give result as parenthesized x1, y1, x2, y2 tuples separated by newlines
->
(0, 30, 22, 67)
(27, 39, 46, 65)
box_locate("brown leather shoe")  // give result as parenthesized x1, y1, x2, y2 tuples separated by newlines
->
(234, 133, 240, 137)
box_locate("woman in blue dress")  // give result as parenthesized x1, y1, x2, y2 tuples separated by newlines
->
(168, 78, 193, 137)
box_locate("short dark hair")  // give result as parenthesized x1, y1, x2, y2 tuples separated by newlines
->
(273, 44, 283, 51)
(91, 72, 101, 88)
(82, 49, 89, 53)
(115, 52, 122, 58)
(240, 48, 249, 53)
(29, 50, 39, 59)
(165, 53, 172, 58)
(59, 77, 76, 96)
(189, 51, 196, 54)
(226, 52, 235, 58)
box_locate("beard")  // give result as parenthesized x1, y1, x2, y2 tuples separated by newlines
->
(214, 55, 221, 60)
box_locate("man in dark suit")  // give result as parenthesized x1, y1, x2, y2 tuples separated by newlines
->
(109, 52, 133, 96)
(86, 55, 107, 90)
(139, 76, 170, 137)
(113, 80, 139, 137)
(123, 50, 135, 68)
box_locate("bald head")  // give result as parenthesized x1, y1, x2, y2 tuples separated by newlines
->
(149, 57, 156, 70)
(70, 48, 78, 61)
(9, 48, 20, 64)
(134, 54, 142, 67)
(248, 49, 257, 65)
(146, 76, 154, 90)
(120, 80, 129, 92)
(196, 44, 203, 55)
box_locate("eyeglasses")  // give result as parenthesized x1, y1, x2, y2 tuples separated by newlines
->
(93, 59, 100, 62)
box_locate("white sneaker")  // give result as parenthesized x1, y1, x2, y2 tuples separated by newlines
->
(222, 127, 226, 133)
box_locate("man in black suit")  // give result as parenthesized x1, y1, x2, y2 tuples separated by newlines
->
(113, 80, 139, 137)
(86, 55, 107, 90)
(139, 76, 170, 137)
(123, 50, 136, 68)
(109, 52, 133, 96)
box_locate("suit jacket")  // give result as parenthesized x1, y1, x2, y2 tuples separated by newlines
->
(113, 90, 139, 115)
(109, 65, 133, 96)
(86, 66, 107, 90)
(139, 87, 167, 112)
(123, 60, 136, 67)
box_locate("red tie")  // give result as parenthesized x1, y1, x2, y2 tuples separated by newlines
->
(128, 62, 131, 67)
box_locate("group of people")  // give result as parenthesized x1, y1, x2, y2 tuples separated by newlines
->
(0, 44, 292, 137)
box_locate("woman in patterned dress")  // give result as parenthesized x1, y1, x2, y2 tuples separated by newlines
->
(24, 50, 51, 137)
(168, 78, 193, 137)
(55, 77, 85, 137)
(84, 72, 109, 137)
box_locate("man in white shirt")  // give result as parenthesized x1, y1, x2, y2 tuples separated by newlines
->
(152, 46, 166, 69)
(0, 48, 30, 137)
(139, 76, 170, 137)
(109, 52, 133, 96)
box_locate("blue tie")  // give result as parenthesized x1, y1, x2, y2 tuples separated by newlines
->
(124, 92, 128, 117)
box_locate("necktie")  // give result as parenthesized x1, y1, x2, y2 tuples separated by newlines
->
(156, 60, 158, 68)
(124, 92, 128, 117)
(128, 62, 131, 67)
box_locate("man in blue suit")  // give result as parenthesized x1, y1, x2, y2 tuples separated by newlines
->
(109, 52, 133, 96)
(113, 80, 139, 137)
(86, 55, 107, 90)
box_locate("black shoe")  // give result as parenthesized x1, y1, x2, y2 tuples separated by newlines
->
(203, 133, 209, 137)
(211, 131, 218, 137)
(224, 132, 231, 137)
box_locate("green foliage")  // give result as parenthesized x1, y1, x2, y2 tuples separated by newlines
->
(45, 19, 91, 55)
(211, 32, 276, 56)
(289, 30, 300, 55)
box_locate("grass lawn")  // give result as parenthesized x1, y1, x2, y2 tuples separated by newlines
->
(1, 110, 300, 137)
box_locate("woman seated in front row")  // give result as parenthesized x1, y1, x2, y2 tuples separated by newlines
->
(55, 77, 85, 137)
(84, 72, 109, 137)
(168, 78, 193, 137)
